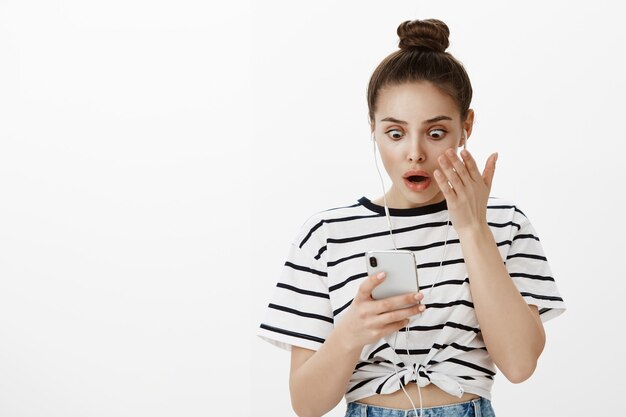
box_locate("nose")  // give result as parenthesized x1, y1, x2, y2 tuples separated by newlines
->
(407, 136, 426, 163)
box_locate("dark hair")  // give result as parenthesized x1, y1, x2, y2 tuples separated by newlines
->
(367, 19, 473, 124)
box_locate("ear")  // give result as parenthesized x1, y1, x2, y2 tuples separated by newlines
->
(461, 109, 475, 147)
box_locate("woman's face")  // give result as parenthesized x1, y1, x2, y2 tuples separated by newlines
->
(372, 81, 474, 208)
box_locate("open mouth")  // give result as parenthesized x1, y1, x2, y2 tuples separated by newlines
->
(407, 175, 428, 183)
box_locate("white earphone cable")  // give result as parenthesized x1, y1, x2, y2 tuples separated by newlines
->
(372, 137, 397, 250)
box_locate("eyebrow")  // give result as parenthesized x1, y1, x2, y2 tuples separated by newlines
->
(379, 115, 453, 125)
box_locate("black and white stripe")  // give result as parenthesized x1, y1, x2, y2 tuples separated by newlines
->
(259, 196, 566, 402)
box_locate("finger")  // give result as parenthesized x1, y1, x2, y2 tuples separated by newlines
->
(356, 271, 386, 301)
(459, 149, 481, 181)
(377, 302, 426, 327)
(433, 169, 455, 200)
(438, 153, 465, 196)
(445, 149, 473, 186)
(482, 152, 498, 191)
(380, 318, 412, 337)
(373, 291, 423, 314)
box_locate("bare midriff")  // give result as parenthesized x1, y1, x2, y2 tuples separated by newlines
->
(357, 383, 479, 409)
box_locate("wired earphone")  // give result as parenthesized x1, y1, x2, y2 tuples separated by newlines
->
(370, 128, 467, 417)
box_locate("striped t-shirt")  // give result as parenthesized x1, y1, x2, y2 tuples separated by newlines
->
(258, 196, 566, 402)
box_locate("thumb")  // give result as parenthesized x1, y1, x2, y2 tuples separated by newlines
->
(356, 271, 387, 301)
(482, 152, 498, 191)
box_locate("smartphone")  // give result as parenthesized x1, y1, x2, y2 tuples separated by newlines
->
(365, 250, 420, 302)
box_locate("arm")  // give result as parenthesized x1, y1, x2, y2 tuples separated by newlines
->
(289, 273, 425, 417)
(434, 149, 545, 383)
(456, 224, 545, 382)
(289, 337, 361, 417)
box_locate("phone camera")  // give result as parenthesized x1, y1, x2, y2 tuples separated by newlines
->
(369, 256, 377, 267)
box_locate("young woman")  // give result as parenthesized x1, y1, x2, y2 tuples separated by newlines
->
(258, 19, 565, 417)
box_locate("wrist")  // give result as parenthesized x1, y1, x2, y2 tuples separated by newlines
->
(456, 221, 492, 242)
(331, 322, 365, 355)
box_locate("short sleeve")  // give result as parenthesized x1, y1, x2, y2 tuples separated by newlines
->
(258, 224, 334, 351)
(506, 209, 566, 323)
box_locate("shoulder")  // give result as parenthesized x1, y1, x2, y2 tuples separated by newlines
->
(292, 199, 376, 250)
(487, 196, 524, 212)
(486, 196, 528, 221)
(486, 196, 542, 241)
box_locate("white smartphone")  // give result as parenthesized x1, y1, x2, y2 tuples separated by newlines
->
(365, 250, 420, 302)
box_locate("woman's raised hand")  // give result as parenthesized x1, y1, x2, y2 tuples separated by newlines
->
(334, 271, 425, 351)
(433, 149, 497, 234)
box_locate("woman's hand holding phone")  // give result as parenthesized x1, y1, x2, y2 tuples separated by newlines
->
(334, 272, 425, 351)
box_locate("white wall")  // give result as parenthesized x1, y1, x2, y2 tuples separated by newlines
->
(0, 1, 623, 416)
(0, 1, 251, 415)
(250, 1, 626, 417)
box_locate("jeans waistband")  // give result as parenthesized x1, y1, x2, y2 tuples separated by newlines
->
(345, 397, 492, 417)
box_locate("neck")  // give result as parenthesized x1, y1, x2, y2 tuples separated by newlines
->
(374, 187, 445, 209)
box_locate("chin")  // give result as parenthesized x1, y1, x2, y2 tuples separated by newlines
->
(402, 189, 443, 208)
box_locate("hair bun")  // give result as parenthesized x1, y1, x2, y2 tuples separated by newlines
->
(397, 19, 450, 53)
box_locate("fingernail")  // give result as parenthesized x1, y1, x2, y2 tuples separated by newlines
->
(418, 305, 426, 312)
(414, 293, 421, 301)
(377, 272, 386, 280)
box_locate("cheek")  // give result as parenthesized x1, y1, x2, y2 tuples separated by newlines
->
(429, 142, 454, 160)
(378, 147, 403, 172)
(379, 142, 405, 161)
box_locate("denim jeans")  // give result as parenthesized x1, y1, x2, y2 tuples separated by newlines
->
(345, 397, 495, 417)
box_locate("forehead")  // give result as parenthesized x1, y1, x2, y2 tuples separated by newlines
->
(376, 81, 460, 123)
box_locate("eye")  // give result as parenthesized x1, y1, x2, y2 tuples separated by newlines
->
(386, 129, 404, 140)
(429, 128, 447, 140)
